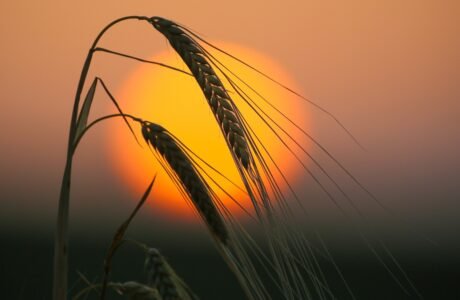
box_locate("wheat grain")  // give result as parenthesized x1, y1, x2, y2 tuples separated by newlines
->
(149, 17, 251, 170)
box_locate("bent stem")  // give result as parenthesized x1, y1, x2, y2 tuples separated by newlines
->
(53, 15, 149, 300)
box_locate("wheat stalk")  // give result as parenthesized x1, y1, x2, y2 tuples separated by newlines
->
(140, 120, 267, 299)
(149, 17, 251, 170)
(59, 14, 315, 300)
(147, 17, 308, 299)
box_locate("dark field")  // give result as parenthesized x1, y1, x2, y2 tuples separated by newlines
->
(2, 232, 458, 300)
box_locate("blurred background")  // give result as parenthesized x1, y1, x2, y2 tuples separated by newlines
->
(0, 1, 459, 299)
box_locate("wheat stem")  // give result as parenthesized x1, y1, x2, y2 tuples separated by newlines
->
(93, 47, 193, 76)
(53, 15, 149, 300)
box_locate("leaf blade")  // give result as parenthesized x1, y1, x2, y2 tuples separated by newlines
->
(75, 78, 98, 142)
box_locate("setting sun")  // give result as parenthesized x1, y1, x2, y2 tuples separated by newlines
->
(108, 42, 308, 222)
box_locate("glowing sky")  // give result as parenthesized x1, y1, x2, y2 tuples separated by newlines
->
(0, 1, 459, 238)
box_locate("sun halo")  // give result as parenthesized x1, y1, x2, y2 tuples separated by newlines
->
(108, 42, 309, 223)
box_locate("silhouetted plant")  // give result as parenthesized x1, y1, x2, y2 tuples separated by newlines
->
(56, 15, 422, 300)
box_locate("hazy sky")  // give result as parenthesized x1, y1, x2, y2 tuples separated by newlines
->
(0, 1, 459, 249)
(1, 3, 459, 300)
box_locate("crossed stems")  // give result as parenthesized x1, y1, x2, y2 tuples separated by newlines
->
(53, 15, 191, 300)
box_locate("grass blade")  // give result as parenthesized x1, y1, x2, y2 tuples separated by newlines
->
(100, 176, 156, 300)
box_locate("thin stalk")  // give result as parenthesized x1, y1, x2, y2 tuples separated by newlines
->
(73, 113, 141, 150)
(100, 177, 156, 300)
(53, 15, 149, 300)
(92, 47, 193, 77)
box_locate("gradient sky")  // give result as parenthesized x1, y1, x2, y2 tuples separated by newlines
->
(0, 1, 459, 249)
(1, 2, 460, 299)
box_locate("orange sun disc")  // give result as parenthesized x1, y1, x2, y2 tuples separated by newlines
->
(107, 42, 309, 223)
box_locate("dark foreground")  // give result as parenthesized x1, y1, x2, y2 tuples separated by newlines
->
(1, 233, 459, 300)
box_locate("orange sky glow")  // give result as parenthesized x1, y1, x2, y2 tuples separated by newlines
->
(0, 1, 458, 233)
(108, 42, 309, 221)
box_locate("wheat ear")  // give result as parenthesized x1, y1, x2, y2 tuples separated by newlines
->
(149, 17, 251, 170)
(145, 248, 198, 300)
(141, 121, 228, 245)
